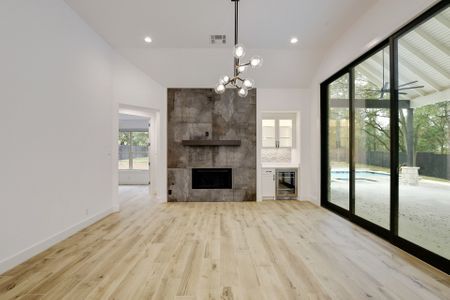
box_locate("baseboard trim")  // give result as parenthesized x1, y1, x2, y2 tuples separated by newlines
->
(0, 207, 114, 275)
(307, 195, 320, 206)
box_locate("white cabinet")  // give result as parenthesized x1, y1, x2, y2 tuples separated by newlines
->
(262, 169, 276, 199)
(262, 113, 296, 149)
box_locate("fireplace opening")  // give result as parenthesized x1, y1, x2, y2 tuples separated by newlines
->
(192, 168, 232, 189)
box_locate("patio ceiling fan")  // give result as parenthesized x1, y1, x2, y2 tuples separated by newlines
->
(397, 80, 425, 95)
(364, 49, 424, 99)
(368, 81, 425, 99)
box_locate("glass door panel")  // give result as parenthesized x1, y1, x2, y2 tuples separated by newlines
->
(328, 74, 350, 210)
(276, 170, 297, 198)
(353, 46, 391, 228)
(131, 132, 149, 170)
(262, 119, 276, 148)
(119, 132, 131, 170)
(118, 131, 149, 170)
(397, 7, 450, 259)
(279, 119, 293, 147)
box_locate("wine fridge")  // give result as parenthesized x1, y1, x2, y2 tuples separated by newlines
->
(275, 169, 298, 200)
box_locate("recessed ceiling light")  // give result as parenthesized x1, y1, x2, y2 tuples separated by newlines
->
(290, 37, 299, 44)
(144, 36, 152, 43)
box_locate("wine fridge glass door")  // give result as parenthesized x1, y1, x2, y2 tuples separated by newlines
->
(276, 170, 297, 199)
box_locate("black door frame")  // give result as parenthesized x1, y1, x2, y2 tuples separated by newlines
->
(320, 0, 449, 274)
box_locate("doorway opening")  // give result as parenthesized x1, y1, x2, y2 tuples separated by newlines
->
(118, 113, 151, 185)
(116, 104, 160, 207)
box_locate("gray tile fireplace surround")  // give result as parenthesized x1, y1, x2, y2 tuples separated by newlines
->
(167, 88, 256, 202)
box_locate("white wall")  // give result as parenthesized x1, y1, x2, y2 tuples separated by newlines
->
(0, 0, 114, 273)
(0, 0, 166, 274)
(307, 0, 438, 205)
(257, 89, 313, 201)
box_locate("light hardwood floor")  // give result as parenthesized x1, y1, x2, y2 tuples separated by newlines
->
(1, 186, 449, 300)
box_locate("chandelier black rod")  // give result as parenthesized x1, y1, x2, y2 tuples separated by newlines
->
(233, 0, 239, 77)
(234, 0, 239, 46)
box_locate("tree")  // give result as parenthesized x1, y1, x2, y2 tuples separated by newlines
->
(414, 101, 449, 155)
(118, 131, 149, 146)
(328, 69, 450, 168)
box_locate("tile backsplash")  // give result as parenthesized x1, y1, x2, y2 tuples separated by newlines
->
(261, 148, 291, 163)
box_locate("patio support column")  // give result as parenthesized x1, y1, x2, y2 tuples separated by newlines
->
(336, 116, 341, 161)
(406, 108, 415, 166)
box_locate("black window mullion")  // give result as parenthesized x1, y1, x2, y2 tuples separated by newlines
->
(349, 69, 355, 215)
(320, 82, 329, 207)
(389, 37, 399, 238)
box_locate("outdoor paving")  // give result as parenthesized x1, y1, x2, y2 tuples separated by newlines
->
(330, 173, 450, 259)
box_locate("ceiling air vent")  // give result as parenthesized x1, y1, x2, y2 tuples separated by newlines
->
(210, 35, 226, 45)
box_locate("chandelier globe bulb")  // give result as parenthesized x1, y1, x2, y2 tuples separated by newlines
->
(243, 79, 254, 89)
(233, 44, 246, 59)
(215, 83, 226, 94)
(220, 75, 230, 85)
(250, 56, 263, 68)
(238, 87, 248, 97)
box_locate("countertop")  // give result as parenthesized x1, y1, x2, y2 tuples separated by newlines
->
(261, 163, 299, 169)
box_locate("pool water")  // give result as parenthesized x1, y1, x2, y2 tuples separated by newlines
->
(331, 170, 389, 181)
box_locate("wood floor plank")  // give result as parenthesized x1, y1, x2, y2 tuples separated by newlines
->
(0, 186, 448, 300)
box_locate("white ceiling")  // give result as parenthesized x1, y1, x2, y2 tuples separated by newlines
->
(119, 113, 149, 121)
(119, 114, 149, 130)
(66, 0, 377, 88)
(357, 7, 450, 107)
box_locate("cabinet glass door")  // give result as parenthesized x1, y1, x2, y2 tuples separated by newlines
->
(262, 119, 276, 147)
(279, 119, 293, 147)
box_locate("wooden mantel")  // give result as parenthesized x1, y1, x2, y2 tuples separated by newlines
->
(181, 140, 241, 146)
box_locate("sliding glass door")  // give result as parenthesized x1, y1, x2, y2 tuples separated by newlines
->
(354, 46, 391, 228)
(321, 2, 449, 273)
(328, 74, 350, 210)
(396, 6, 450, 260)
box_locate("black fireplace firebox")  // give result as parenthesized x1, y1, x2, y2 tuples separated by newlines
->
(192, 168, 232, 189)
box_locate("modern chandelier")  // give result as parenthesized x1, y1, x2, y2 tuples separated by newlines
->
(214, 0, 263, 97)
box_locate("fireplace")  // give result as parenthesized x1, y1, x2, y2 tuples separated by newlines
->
(168, 88, 256, 201)
(192, 168, 232, 189)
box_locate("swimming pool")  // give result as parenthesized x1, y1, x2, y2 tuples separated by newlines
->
(331, 170, 389, 181)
